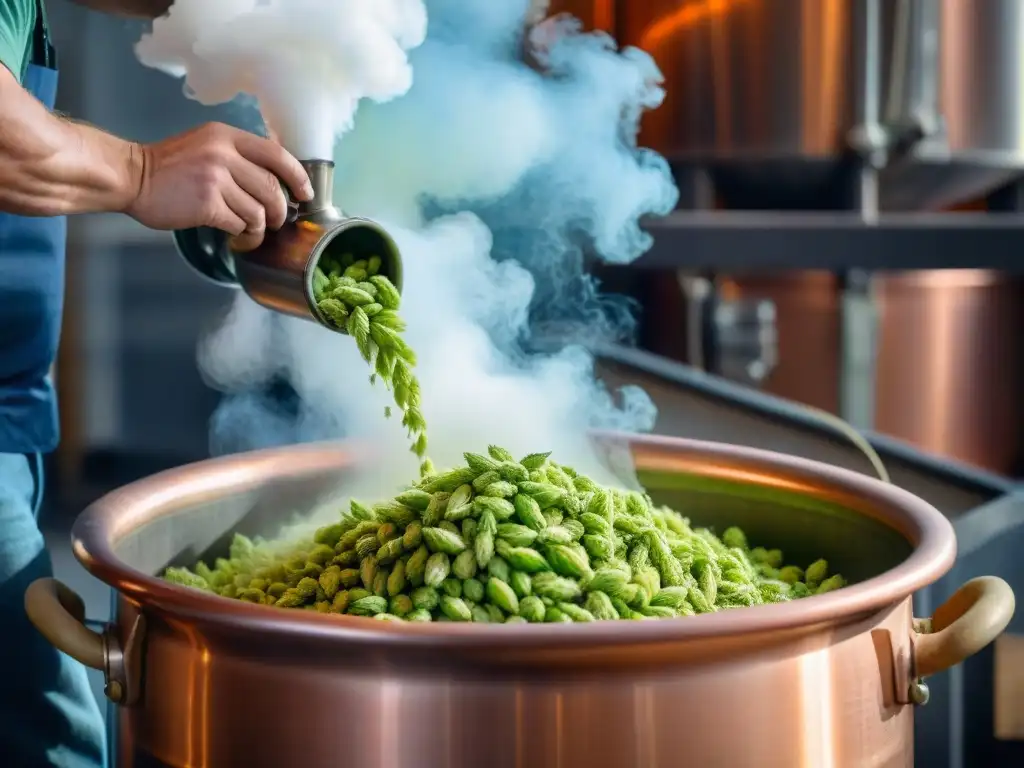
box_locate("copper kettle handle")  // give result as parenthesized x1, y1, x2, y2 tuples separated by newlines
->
(25, 577, 145, 706)
(913, 576, 1015, 679)
(24, 577, 106, 671)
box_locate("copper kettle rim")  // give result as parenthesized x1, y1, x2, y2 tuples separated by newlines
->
(68, 432, 955, 650)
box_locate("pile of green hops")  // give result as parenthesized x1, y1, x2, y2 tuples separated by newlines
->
(164, 446, 846, 623)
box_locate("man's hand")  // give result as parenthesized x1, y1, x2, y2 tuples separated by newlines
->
(126, 123, 314, 252)
(0, 64, 310, 249)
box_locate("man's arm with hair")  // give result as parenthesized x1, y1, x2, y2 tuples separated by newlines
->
(0, 65, 142, 216)
(0, 60, 312, 249)
(68, 0, 172, 19)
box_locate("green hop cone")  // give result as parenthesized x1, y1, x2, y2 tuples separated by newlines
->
(395, 489, 432, 511)
(641, 605, 677, 619)
(558, 603, 595, 622)
(463, 577, 485, 603)
(517, 482, 565, 508)
(498, 462, 529, 484)
(805, 559, 830, 589)
(402, 521, 423, 550)
(486, 604, 505, 624)
(349, 596, 388, 616)
(472, 605, 492, 623)
(368, 275, 400, 310)
(424, 552, 450, 588)
(545, 607, 573, 623)
(475, 511, 497, 568)
(816, 574, 846, 594)
(422, 527, 468, 556)
(439, 596, 472, 622)
(422, 492, 450, 526)
(520, 452, 551, 470)
(421, 469, 475, 494)
(376, 537, 405, 565)
(584, 591, 620, 621)
(531, 572, 582, 602)
(487, 445, 516, 462)
(650, 587, 691, 610)
(473, 496, 515, 521)
(411, 586, 439, 612)
(405, 545, 430, 586)
(487, 556, 511, 583)
(440, 578, 462, 598)
(536, 526, 575, 546)
(513, 494, 547, 532)
(545, 544, 592, 580)
(586, 489, 616, 523)
(444, 484, 474, 521)
(452, 549, 479, 580)
(580, 512, 612, 537)
(387, 561, 407, 596)
(503, 547, 550, 573)
(497, 523, 538, 547)
(510, 570, 533, 598)
(464, 452, 499, 474)
(486, 577, 520, 615)
(519, 595, 546, 623)
(721, 526, 748, 550)
(165, 567, 210, 591)
(483, 481, 518, 499)
(582, 534, 614, 562)
(390, 594, 414, 617)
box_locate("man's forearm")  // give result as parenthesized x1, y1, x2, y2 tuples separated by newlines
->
(69, 0, 173, 19)
(0, 68, 142, 217)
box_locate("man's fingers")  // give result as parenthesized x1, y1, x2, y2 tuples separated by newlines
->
(221, 184, 267, 251)
(229, 157, 289, 230)
(205, 203, 247, 239)
(235, 132, 313, 202)
(229, 229, 266, 253)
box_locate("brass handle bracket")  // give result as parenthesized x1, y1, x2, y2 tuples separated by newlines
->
(104, 613, 147, 706)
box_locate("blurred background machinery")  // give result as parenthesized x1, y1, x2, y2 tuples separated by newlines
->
(548, 0, 1024, 478)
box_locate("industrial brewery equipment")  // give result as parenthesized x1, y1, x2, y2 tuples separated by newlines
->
(558, 0, 1024, 212)
(542, 0, 1024, 477)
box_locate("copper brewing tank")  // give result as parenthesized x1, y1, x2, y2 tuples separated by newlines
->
(541, 2, 1024, 474)
(694, 271, 1024, 475)
(25, 437, 1014, 768)
(553, 0, 1024, 212)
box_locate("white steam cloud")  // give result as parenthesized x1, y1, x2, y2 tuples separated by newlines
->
(138, 0, 679, 492)
(135, 0, 427, 159)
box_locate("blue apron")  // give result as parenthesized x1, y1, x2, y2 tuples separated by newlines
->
(0, 3, 63, 451)
(0, 4, 106, 766)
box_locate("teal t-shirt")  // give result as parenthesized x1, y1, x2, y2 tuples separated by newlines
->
(0, 0, 36, 82)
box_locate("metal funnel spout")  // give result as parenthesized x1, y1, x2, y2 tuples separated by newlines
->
(172, 159, 403, 332)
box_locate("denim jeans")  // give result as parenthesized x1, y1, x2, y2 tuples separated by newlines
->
(0, 453, 105, 767)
